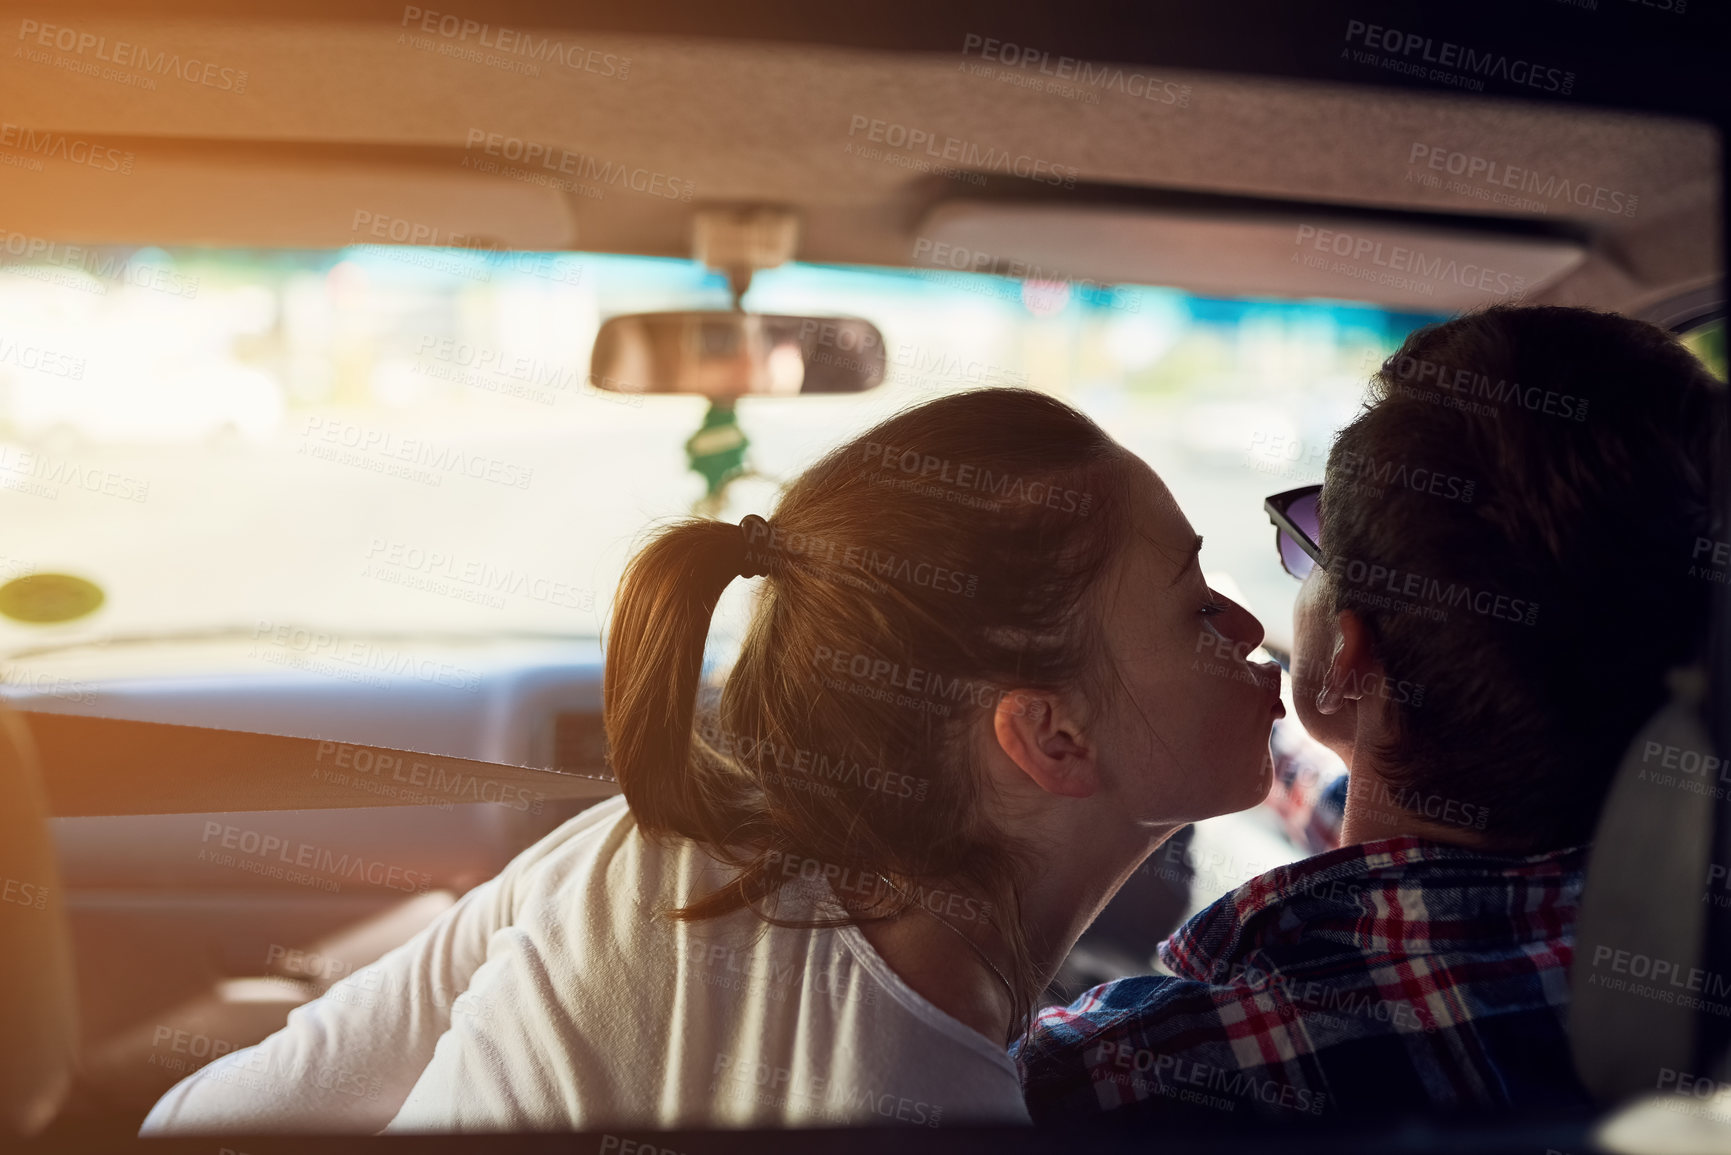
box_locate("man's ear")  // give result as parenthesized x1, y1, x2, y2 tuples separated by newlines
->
(1316, 610, 1381, 715)
(992, 691, 1098, 799)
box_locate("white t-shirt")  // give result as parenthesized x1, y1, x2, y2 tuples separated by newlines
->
(139, 796, 1029, 1133)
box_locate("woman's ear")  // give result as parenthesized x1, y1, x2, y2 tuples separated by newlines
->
(992, 691, 1099, 798)
(1315, 610, 1379, 715)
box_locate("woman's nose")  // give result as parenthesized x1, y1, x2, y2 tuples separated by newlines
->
(1219, 593, 1266, 654)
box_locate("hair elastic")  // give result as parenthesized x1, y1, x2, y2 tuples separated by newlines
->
(737, 514, 772, 579)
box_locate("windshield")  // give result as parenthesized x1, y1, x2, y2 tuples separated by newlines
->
(0, 245, 1444, 666)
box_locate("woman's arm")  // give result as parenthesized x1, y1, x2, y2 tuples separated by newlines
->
(139, 870, 515, 1134)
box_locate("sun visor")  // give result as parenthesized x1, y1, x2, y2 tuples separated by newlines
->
(0, 148, 577, 252)
(915, 201, 1588, 311)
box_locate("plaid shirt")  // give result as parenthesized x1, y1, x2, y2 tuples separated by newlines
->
(1015, 836, 1594, 1122)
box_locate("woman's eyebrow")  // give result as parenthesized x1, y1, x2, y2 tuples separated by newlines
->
(1167, 534, 1204, 587)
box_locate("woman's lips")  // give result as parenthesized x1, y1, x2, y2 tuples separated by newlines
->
(1251, 659, 1286, 716)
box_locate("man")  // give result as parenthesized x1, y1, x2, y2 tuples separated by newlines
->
(1016, 305, 1726, 1121)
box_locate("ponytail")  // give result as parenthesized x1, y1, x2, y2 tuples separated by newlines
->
(603, 518, 759, 845)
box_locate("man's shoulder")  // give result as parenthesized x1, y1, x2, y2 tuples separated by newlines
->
(1017, 968, 1308, 1091)
(1014, 835, 1591, 1122)
(1018, 973, 1221, 1059)
(1016, 971, 1340, 1122)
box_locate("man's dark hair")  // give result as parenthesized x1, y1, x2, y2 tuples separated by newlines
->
(1322, 305, 1726, 853)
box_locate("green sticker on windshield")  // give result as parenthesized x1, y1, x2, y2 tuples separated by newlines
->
(0, 574, 105, 624)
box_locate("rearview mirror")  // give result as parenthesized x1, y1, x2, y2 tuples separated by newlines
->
(588, 312, 886, 400)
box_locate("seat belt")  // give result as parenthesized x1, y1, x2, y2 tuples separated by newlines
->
(21, 709, 620, 817)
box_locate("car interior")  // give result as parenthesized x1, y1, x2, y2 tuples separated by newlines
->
(1, 1, 1727, 1152)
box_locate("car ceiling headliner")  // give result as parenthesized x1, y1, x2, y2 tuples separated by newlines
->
(0, 12, 1720, 313)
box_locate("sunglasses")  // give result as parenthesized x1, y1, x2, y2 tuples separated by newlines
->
(1264, 485, 1323, 580)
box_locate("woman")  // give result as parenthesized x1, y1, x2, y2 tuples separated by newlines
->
(142, 387, 1283, 1132)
